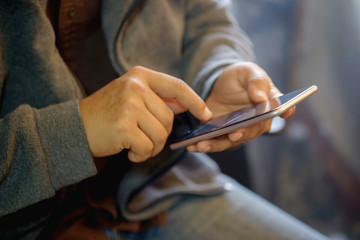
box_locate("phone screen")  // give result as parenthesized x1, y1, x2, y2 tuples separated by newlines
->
(168, 85, 317, 150)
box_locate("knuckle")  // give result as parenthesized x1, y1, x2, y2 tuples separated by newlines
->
(210, 144, 225, 153)
(142, 144, 154, 158)
(114, 123, 132, 140)
(250, 75, 269, 85)
(123, 78, 146, 93)
(163, 112, 174, 132)
(172, 78, 188, 90)
(123, 98, 140, 110)
(130, 65, 147, 75)
(154, 133, 167, 149)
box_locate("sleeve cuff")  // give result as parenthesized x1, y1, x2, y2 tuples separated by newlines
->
(34, 100, 97, 190)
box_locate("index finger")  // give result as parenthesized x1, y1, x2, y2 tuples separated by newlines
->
(134, 66, 212, 121)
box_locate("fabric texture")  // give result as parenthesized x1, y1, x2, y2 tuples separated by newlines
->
(0, 0, 254, 239)
(116, 175, 330, 240)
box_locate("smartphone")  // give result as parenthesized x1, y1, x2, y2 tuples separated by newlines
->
(168, 85, 318, 150)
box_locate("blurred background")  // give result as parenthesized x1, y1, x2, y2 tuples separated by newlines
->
(211, 0, 360, 239)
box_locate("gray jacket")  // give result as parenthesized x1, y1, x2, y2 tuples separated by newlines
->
(0, 0, 253, 238)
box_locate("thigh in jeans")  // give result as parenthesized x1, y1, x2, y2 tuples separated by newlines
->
(113, 175, 329, 240)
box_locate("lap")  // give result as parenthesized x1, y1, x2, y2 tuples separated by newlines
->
(113, 175, 329, 240)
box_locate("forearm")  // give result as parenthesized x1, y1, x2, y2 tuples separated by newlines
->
(0, 100, 97, 217)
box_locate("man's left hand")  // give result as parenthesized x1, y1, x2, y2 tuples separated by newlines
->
(186, 62, 295, 153)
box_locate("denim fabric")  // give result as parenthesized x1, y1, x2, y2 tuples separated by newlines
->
(106, 175, 329, 240)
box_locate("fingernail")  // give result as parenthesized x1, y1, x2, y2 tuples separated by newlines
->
(230, 132, 243, 141)
(203, 146, 211, 152)
(187, 145, 197, 152)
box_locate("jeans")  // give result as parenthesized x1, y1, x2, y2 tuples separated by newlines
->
(106, 175, 329, 240)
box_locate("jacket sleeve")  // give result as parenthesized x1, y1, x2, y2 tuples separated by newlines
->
(0, 100, 97, 217)
(0, 0, 98, 217)
(182, 0, 255, 99)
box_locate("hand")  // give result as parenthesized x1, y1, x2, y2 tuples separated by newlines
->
(187, 62, 295, 153)
(80, 66, 212, 162)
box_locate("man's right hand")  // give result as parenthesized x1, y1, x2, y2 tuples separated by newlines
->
(79, 66, 212, 163)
